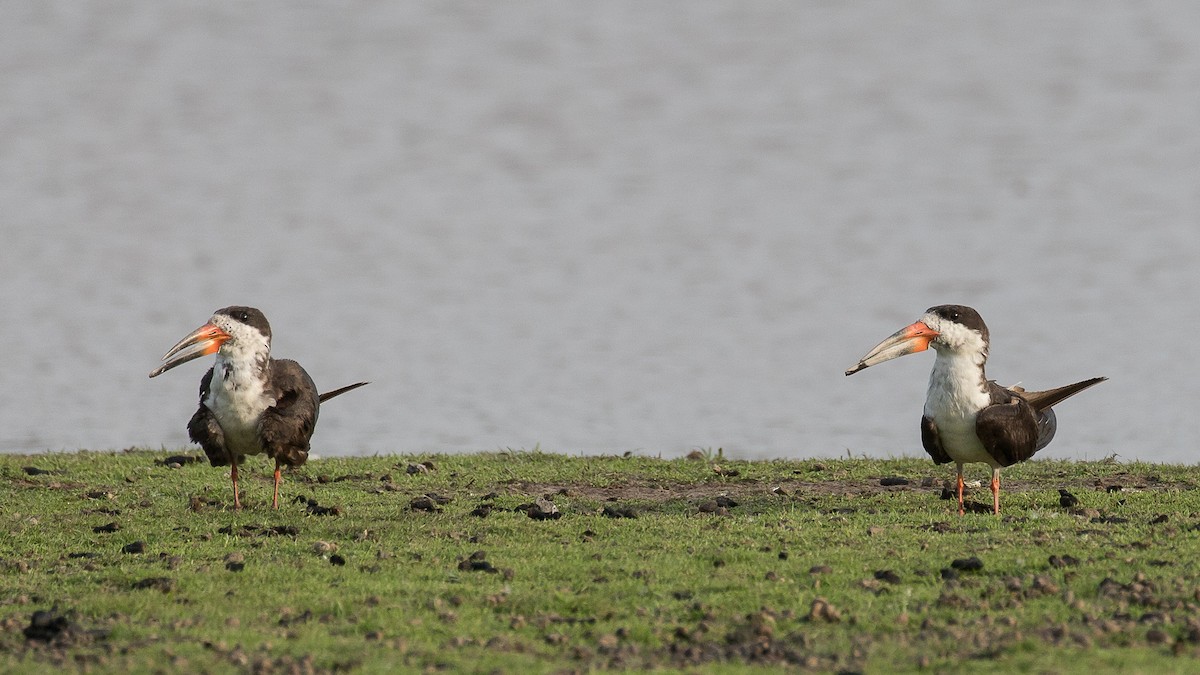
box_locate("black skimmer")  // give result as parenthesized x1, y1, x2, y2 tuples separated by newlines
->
(149, 306, 367, 509)
(845, 305, 1105, 515)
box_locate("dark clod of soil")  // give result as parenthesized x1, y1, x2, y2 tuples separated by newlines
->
(470, 504, 493, 518)
(424, 492, 453, 505)
(157, 455, 203, 467)
(67, 552, 98, 559)
(410, 496, 442, 513)
(1091, 516, 1130, 524)
(950, 556, 984, 572)
(602, 505, 638, 519)
(189, 495, 213, 512)
(457, 550, 498, 573)
(24, 610, 71, 641)
(939, 487, 955, 500)
(131, 577, 175, 593)
(940, 568, 959, 581)
(296, 497, 342, 516)
(880, 476, 910, 487)
(121, 541, 146, 554)
(1149, 514, 1169, 524)
(93, 522, 120, 534)
(1049, 554, 1080, 568)
(809, 564, 832, 575)
(1058, 489, 1080, 508)
(874, 570, 902, 584)
(330, 554, 346, 566)
(278, 610, 313, 627)
(22, 466, 56, 476)
(225, 561, 245, 572)
(217, 524, 300, 537)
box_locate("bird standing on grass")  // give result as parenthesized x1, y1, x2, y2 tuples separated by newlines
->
(846, 305, 1105, 515)
(150, 306, 367, 509)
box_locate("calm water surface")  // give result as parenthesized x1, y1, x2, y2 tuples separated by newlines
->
(2, 2, 1198, 463)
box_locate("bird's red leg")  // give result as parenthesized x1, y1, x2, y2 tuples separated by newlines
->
(991, 469, 1001, 516)
(956, 466, 965, 516)
(272, 460, 282, 510)
(231, 457, 241, 510)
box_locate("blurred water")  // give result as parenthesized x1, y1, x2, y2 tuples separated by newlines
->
(2, 2, 1197, 462)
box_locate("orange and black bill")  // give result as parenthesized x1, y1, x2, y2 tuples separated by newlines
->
(149, 323, 230, 378)
(845, 321, 939, 376)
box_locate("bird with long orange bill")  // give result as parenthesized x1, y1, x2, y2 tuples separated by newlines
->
(150, 306, 367, 509)
(846, 305, 1105, 515)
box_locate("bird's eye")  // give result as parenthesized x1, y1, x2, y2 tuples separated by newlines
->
(949, 310, 959, 321)
(236, 311, 248, 322)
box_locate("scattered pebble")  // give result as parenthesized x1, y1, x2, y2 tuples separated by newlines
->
(808, 598, 841, 623)
(518, 497, 561, 521)
(410, 496, 442, 513)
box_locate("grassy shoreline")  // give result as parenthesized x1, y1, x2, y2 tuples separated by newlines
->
(2, 450, 1199, 673)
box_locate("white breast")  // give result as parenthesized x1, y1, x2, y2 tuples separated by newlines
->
(924, 350, 997, 466)
(204, 355, 275, 457)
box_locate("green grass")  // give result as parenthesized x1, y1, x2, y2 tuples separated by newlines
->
(2, 449, 1200, 672)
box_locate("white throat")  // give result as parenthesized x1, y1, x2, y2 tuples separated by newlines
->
(924, 348, 990, 418)
(923, 344, 994, 465)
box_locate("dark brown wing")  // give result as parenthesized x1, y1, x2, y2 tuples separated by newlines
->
(921, 416, 953, 464)
(187, 367, 231, 467)
(258, 358, 320, 469)
(976, 382, 1041, 467)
